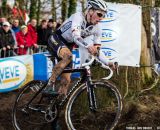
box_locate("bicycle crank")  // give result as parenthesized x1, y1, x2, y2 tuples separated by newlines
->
(45, 105, 58, 122)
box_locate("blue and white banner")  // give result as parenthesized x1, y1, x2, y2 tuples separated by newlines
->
(99, 3, 142, 67)
(0, 55, 33, 92)
(0, 51, 81, 92)
(33, 54, 48, 81)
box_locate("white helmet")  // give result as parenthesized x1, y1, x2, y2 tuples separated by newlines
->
(87, 0, 108, 12)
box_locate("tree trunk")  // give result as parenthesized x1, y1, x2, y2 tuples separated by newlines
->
(155, 0, 160, 6)
(36, 0, 41, 25)
(140, 24, 152, 83)
(80, 0, 85, 12)
(68, 0, 77, 17)
(29, 0, 37, 19)
(51, 0, 56, 22)
(1, 0, 7, 16)
(61, 0, 67, 21)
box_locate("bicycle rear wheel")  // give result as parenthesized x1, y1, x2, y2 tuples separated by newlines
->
(65, 81, 123, 130)
(12, 80, 55, 130)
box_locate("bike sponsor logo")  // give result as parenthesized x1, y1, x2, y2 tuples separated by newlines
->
(101, 9, 118, 23)
(61, 21, 72, 33)
(0, 58, 27, 91)
(100, 47, 117, 60)
(101, 29, 117, 43)
(72, 49, 80, 69)
(47, 57, 54, 79)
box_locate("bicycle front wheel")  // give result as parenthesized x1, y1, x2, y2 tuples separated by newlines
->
(65, 81, 123, 130)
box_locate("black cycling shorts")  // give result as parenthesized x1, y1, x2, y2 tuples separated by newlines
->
(47, 33, 73, 68)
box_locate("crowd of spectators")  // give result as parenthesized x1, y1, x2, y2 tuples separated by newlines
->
(0, 17, 62, 58)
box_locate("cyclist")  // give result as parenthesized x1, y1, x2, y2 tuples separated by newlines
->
(45, 0, 109, 96)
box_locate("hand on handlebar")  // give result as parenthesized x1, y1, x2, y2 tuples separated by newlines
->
(87, 45, 98, 55)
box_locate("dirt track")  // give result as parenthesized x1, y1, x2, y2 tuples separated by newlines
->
(0, 90, 62, 130)
(0, 91, 16, 130)
(1, 89, 160, 130)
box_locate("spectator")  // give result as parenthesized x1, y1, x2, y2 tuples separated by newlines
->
(27, 19, 38, 48)
(10, 27, 18, 48)
(56, 17, 63, 29)
(16, 25, 34, 55)
(11, 19, 20, 47)
(47, 19, 56, 33)
(0, 18, 18, 48)
(0, 22, 15, 57)
(37, 19, 49, 46)
(0, 17, 7, 28)
(53, 21, 57, 31)
(12, 19, 20, 34)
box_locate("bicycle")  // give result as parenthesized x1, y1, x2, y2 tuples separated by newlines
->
(12, 52, 123, 130)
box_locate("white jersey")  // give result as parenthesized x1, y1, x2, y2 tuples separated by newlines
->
(57, 12, 101, 48)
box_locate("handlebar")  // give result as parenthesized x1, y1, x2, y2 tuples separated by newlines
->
(81, 55, 95, 67)
(81, 54, 115, 80)
(101, 64, 113, 80)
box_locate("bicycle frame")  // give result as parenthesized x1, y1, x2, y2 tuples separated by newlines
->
(56, 66, 97, 112)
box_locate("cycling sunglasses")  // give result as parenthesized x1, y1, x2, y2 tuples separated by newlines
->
(96, 12, 105, 18)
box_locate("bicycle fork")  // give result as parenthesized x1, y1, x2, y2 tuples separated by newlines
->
(85, 66, 97, 112)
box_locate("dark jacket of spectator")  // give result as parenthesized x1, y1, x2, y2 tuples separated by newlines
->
(27, 24, 37, 44)
(37, 26, 50, 45)
(47, 27, 54, 37)
(0, 22, 16, 57)
(47, 19, 55, 36)
(0, 28, 15, 48)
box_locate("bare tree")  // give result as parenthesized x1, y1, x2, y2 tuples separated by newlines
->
(80, 0, 85, 11)
(51, 0, 57, 21)
(68, 0, 77, 17)
(37, 0, 41, 25)
(61, 0, 67, 21)
(29, 0, 37, 19)
(1, 0, 7, 16)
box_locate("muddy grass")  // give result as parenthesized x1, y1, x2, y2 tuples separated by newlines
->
(0, 88, 160, 130)
(116, 90, 160, 130)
